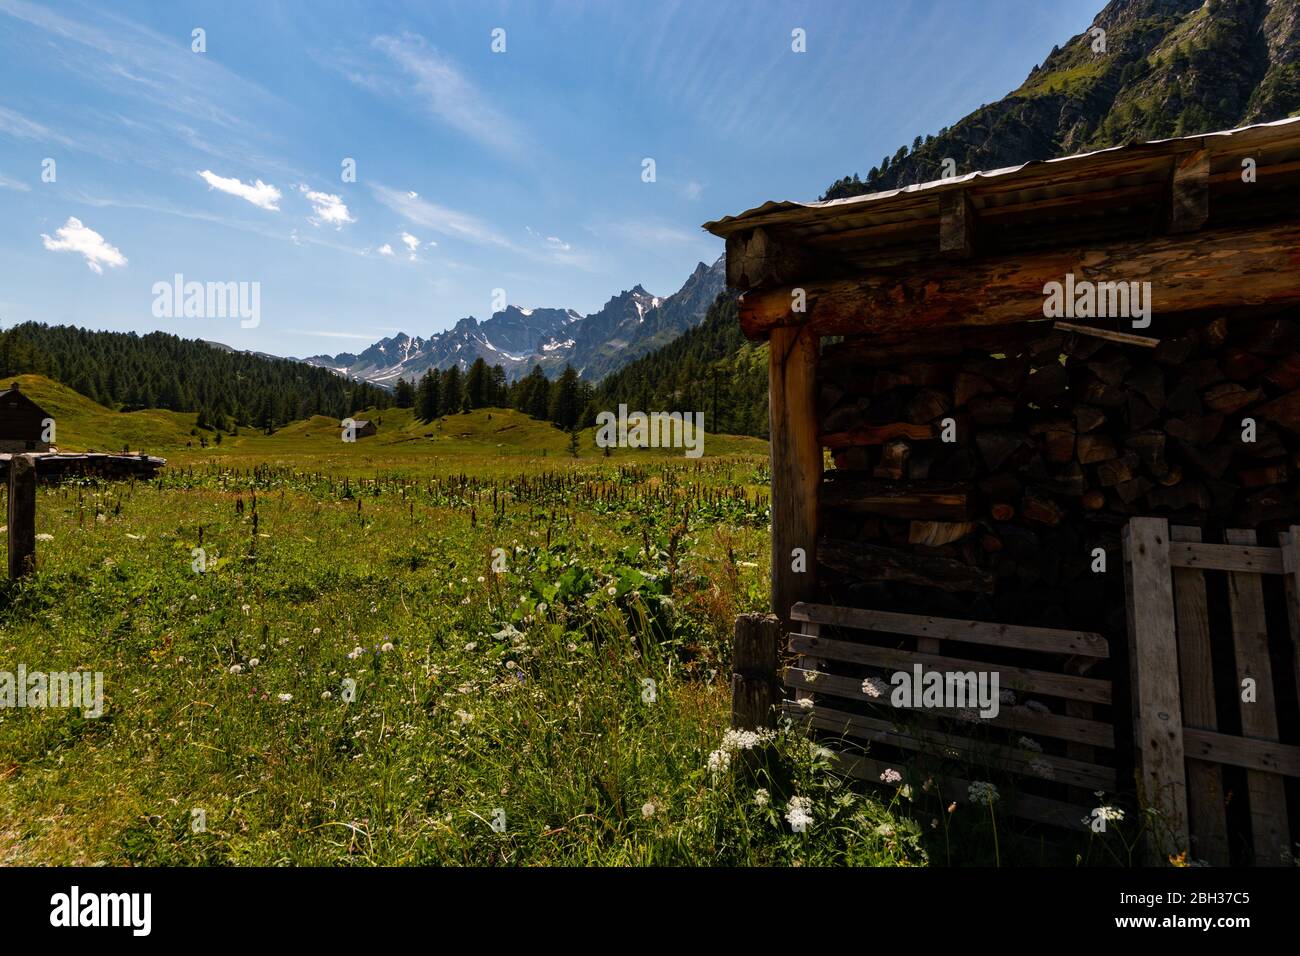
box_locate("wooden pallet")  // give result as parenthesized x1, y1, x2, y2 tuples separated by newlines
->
(781, 601, 1116, 830)
(1124, 518, 1300, 866)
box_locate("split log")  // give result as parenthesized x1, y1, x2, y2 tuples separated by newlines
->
(819, 537, 995, 593)
(821, 422, 934, 448)
(820, 474, 971, 520)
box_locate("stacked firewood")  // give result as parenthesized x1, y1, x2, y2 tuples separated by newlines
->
(815, 316, 1300, 628)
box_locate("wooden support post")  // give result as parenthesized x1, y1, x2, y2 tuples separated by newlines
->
(1122, 516, 1189, 865)
(731, 613, 782, 731)
(768, 324, 820, 626)
(7, 453, 36, 579)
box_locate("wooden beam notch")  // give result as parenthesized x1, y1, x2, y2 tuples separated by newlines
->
(1169, 149, 1209, 234)
(939, 190, 976, 258)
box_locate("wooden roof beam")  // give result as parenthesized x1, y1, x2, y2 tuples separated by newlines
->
(736, 218, 1300, 340)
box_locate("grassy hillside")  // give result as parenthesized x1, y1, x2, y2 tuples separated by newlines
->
(3, 374, 767, 474)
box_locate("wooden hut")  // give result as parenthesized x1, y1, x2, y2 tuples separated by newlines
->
(0, 383, 52, 453)
(708, 118, 1300, 864)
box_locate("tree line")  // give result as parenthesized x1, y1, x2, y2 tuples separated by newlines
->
(0, 321, 392, 432)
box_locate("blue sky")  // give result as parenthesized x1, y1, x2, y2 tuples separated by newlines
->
(0, 0, 1100, 358)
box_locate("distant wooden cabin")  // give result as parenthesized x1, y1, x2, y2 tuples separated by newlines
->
(352, 419, 377, 438)
(0, 384, 52, 453)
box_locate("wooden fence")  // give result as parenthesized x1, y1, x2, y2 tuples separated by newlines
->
(735, 602, 1118, 831)
(1124, 517, 1300, 866)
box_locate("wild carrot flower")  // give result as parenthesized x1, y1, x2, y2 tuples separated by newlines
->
(880, 768, 902, 785)
(967, 781, 1000, 806)
(754, 788, 770, 808)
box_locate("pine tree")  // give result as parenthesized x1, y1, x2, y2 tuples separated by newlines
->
(441, 366, 463, 416)
(416, 369, 440, 422)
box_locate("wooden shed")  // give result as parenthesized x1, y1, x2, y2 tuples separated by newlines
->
(709, 118, 1300, 864)
(352, 419, 377, 438)
(0, 383, 52, 453)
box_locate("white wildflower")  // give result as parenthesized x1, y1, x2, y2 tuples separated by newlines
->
(753, 788, 770, 808)
(277, 693, 292, 703)
(861, 677, 888, 698)
(968, 781, 1000, 807)
(1018, 736, 1043, 753)
(785, 796, 813, 831)
(707, 749, 731, 774)
(880, 768, 902, 785)
(641, 801, 657, 818)
(1030, 757, 1055, 780)
(228, 664, 243, 675)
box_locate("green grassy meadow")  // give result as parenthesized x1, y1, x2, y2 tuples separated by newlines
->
(0, 376, 934, 866)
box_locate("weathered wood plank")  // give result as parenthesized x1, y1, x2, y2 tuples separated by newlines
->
(1181, 727, 1300, 777)
(768, 325, 821, 625)
(1123, 517, 1189, 864)
(1170, 526, 1230, 867)
(1225, 528, 1290, 866)
(784, 666, 1115, 747)
(831, 751, 1092, 829)
(784, 701, 1117, 790)
(787, 634, 1112, 703)
(736, 220, 1300, 339)
(1281, 529, 1300, 741)
(1168, 541, 1285, 574)
(789, 602, 1109, 657)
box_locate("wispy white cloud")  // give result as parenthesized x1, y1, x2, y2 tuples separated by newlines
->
(0, 105, 76, 147)
(299, 185, 355, 228)
(526, 226, 572, 252)
(40, 216, 126, 274)
(199, 170, 281, 211)
(377, 243, 395, 257)
(0, 171, 31, 192)
(350, 33, 522, 155)
(373, 184, 512, 250)
(288, 329, 378, 340)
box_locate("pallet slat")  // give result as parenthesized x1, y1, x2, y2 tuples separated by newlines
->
(789, 602, 1109, 657)
(788, 633, 1112, 704)
(1168, 541, 1285, 574)
(1225, 528, 1290, 866)
(1170, 526, 1230, 866)
(1182, 727, 1300, 777)
(784, 701, 1117, 790)
(1123, 517, 1189, 864)
(831, 752, 1092, 830)
(784, 667, 1116, 747)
